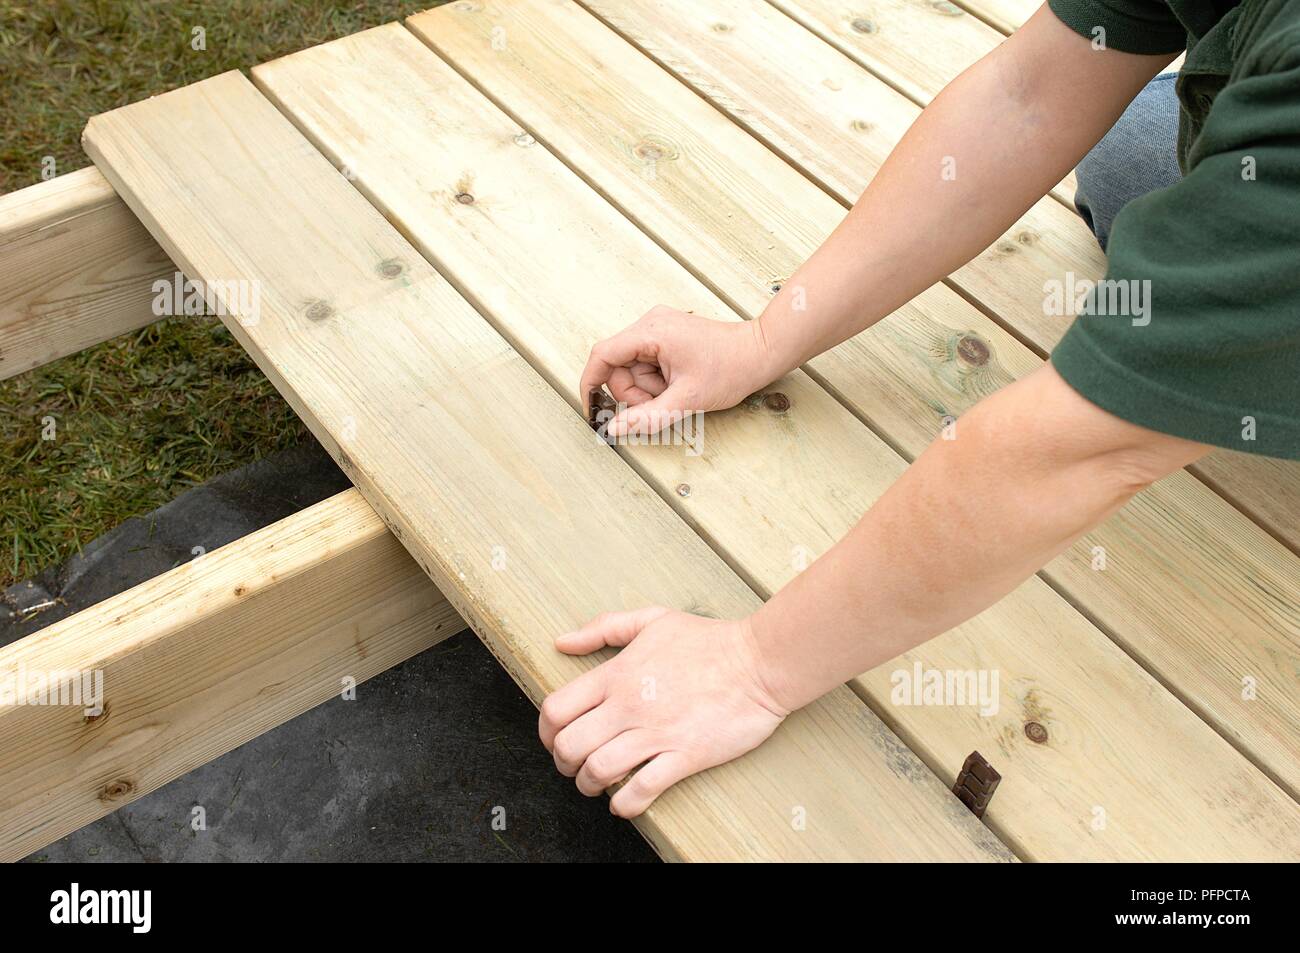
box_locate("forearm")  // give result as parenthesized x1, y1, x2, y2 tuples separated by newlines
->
(753, 7, 1175, 379)
(746, 365, 1208, 712)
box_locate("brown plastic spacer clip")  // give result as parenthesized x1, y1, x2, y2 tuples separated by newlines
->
(588, 388, 618, 444)
(952, 750, 1000, 819)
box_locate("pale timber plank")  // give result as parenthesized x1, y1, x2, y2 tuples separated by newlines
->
(256, 22, 1300, 859)
(0, 489, 462, 862)
(955, 0, 1039, 34)
(762, 0, 1079, 202)
(83, 70, 1011, 863)
(411, 0, 1300, 800)
(0, 166, 173, 380)
(761, 0, 1007, 104)
(1193, 453, 1300, 556)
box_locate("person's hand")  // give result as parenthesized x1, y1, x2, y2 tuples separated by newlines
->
(539, 607, 789, 818)
(580, 306, 777, 437)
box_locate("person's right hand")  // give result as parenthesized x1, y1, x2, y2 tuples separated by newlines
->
(580, 306, 777, 437)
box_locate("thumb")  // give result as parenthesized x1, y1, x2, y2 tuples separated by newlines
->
(555, 606, 672, 655)
(608, 386, 691, 438)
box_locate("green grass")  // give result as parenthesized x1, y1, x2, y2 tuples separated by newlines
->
(1, 0, 443, 588)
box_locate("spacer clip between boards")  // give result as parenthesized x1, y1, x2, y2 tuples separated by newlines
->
(953, 750, 1000, 819)
(588, 387, 618, 444)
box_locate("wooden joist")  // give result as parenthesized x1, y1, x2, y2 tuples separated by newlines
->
(0, 166, 172, 380)
(83, 70, 1014, 862)
(414, 0, 1300, 802)
(255, 14, 1300, 861)
(0, 489, 462, 862)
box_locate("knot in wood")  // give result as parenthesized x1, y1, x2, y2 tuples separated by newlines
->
(305, 300, 334, 322)
(99, 778, 135, 802)
(956, 335, 990, 366)
(1024, 721, 1049, 744)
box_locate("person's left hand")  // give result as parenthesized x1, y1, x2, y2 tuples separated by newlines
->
(539, 607, 788, 818)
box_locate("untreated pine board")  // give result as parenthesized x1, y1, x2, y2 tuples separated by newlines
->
(412, 0, 1300, 798)
(761, 0, 1079, 203)
(619, 0, 1297, 557)
(0, 489, 462, 862)
(0, 166, 173, 380)
(257, 23, 1300, 860)
(1194, 452, 1300, 556)
(83, 71, 1011, 863)
(955, 0, 1039, 35)
(762, 0, 1005, 104)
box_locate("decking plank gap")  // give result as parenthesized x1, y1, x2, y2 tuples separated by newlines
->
(408, 0, 1300, 807)
(83, 69, 1011, 863)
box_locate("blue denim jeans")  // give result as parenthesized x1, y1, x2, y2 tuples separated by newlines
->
(1074, 73, 1182, 251)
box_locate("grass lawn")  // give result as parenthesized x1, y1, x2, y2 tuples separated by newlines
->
(1, 0, 444, 588)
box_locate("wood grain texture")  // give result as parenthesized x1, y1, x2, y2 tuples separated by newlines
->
(411, 0, 1300, 803)
(763, 0, 1079, 202)
(0, 489, 462, 862)
(1194, 452, 1300, 555)
(0, 166, 173, 379)
(83, 70, 1012, 862)
(256, 21, 1300, 859)
(763, 0, 1006, 104)
(954, 0, 1040, 34)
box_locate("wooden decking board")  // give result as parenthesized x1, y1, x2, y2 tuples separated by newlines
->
(761, 0, 1079, 203)
(82, 70, 1013, 863)
(411, 0, 1300, 796)
(761, 0, 1006, 104)
(0, 489, 461, 861)
(955, 0, 1039, 35)
(0, 166, 174, 379)
(1192, 453, 1300, 557)
(251, 21, 1300, 859)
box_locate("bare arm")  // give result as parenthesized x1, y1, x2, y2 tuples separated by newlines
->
(753, 6, 1177, 376)
(746, 364, 1206, 711)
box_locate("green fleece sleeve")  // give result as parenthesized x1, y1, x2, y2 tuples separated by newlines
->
(1051, 39, 1300, 459)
